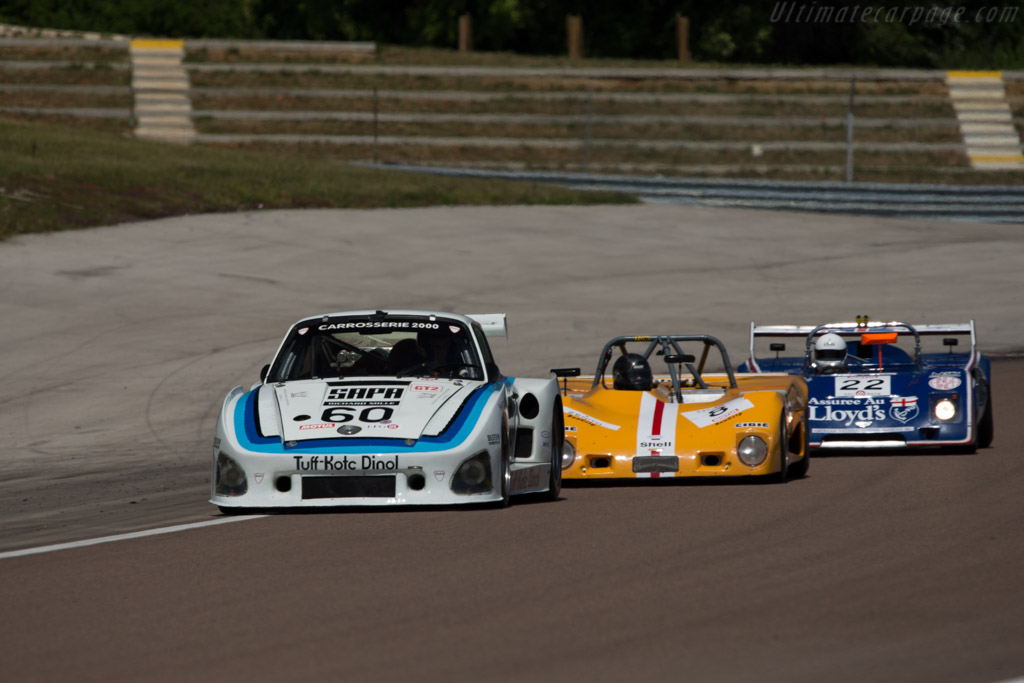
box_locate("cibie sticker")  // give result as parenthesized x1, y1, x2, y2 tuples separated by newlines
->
(682, 397, 755, 428)
(928, 375, 962, 390)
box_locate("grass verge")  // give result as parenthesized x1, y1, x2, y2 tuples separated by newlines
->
(0, 116, 634, 241)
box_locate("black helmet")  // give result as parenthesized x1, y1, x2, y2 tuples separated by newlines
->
(612, 353, 653, 391)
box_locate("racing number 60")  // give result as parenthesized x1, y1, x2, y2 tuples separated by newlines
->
(321, 406, 395, 423)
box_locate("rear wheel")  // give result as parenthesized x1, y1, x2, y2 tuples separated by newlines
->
(546, 398, 564, 501)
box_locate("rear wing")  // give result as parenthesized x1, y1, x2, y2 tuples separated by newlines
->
(747, 320, 977, 370)
(467, 313, 508, 338)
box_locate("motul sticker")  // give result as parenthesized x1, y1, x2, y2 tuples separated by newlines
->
(928, 376, 962, 390)
(682, 397, 755, 428)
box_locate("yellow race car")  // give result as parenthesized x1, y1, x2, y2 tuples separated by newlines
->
(553, 334, 809, 482)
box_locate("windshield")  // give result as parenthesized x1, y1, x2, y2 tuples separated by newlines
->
(268, 315, 483, 382)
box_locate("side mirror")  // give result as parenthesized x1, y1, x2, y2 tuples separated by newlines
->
(551, 367, 581, 395)
(260, 364, 270, 381)
(664, 354, 696, 364)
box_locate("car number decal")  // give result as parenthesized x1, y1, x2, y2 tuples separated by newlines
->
(682, 397, 754, 428)
(834, 375, 891, 397)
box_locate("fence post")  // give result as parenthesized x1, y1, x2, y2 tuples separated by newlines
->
(583, 89, 593, 173)
(846, 76, 855, 182)
(676, 15, 691, 63)
(458, 14, 472, 52)
(566, 14, 583, 59)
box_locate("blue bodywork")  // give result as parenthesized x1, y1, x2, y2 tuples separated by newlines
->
(739, 321, 993, 451)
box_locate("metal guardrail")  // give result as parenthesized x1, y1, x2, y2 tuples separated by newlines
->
(366, 164, 1024, 223)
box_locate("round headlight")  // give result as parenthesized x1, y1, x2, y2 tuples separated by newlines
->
(215, 452, 248, 496)
(458, 459, 487, 486)
(737, 435, 768, 467)
(561, 440, 576, 469)
(934, 399, 957, 421)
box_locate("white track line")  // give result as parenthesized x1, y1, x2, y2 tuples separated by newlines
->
(0, 515, 265, 560)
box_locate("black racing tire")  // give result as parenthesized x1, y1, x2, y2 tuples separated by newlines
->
(977, 389, 994, 449)
(773, 412, 789, 484)
(217, 506, 250, 516)
(788, 446, 809, 479)
(498, 414, 511, 507)
(546, 398, 564, 501)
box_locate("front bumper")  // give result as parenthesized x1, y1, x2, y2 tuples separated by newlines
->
(563, 451, 786, 479)
(211, 446, 503, 508)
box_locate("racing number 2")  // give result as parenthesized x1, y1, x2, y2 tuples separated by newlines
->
(322, 406, 394, 423)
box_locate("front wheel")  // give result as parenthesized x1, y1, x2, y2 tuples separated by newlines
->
(498, 414, 511, 507)
(773, 413, 789, 483)
(977, 390, 994, 449)
(546, 398, 564, 501)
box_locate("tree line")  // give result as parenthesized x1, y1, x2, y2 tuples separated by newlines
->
(3, 0, 1022, 68)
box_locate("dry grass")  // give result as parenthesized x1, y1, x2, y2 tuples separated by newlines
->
(193, 116, 962, 144)
(0, 66, 129, 86)
(190, 92, 955, 119)
(0, 45, 129, 62)
(187, 69, 941, 96)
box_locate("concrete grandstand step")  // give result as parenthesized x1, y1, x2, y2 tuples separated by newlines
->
(130, 37, 195, 143)
(135, 126, 197, 141)
(946, 70, 1024, 169)
(135, 114, 194, 126)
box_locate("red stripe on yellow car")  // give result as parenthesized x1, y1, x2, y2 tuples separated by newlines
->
(636, 393, 677, 478)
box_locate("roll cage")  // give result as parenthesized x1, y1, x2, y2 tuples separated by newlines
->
(801, 321, 922, 371)
(593, 335, 738, 401)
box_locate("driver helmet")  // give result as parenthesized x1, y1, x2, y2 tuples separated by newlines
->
(612, 353, 653, 391)
(814, 333, 848, 372)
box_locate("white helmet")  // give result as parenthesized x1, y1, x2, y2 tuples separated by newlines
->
(814, 333, 848, 372)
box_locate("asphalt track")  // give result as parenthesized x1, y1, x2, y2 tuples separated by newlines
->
(0, 205, 1022, 682)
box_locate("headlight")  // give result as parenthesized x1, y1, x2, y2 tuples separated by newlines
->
(459, 459, 487, 486)
(215, 452, 248, 496)
(561, 440, 576, 469)
(934, 399, 957, 421)
(737, 435, 768, 467)
(451, 452, 493, 494)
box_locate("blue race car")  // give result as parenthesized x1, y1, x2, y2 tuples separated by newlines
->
(739, 319, 993, 452)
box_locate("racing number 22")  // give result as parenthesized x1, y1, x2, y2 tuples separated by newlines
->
(322, 406, 394, 423)
(839, 378, 885, 392)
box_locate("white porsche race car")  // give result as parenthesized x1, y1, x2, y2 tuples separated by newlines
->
(211, 310, 564, 511)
